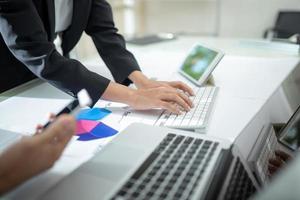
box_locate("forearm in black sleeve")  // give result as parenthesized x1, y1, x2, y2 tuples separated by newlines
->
(85, 0, 141, 86)
(0, 0, 110, 105)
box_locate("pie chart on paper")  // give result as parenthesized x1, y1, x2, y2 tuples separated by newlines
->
(76, 120, 118, 141)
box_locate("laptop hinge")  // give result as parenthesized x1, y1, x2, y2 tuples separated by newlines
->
(203, 146, 233, 200)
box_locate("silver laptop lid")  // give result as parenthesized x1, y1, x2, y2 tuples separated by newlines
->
(42, 123, 231, 200)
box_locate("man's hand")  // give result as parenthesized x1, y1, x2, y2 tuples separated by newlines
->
(268, 150, 292, 177)
(0, 115, 75, 195)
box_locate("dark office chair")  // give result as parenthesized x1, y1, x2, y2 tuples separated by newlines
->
(264, 11, 300, 39)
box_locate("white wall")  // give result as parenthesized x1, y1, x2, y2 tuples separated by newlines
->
(132, 0, 300, 38)
(137, 0, 219, 36)
(74, 0, 300, 60)
(219, 0, 300, 38)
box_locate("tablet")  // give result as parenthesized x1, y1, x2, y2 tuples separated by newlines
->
(278, 105, 300, 151)
(178, 44, 224, 86)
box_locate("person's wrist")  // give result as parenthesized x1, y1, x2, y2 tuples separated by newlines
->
(124, 88, 138, 107)
(128, 71, 150, 88)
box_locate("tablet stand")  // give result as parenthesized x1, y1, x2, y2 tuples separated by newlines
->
(205, 75, 215, 86)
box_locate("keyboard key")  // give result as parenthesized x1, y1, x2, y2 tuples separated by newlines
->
(194, 139, 203, 145)
(146, 191, 154, 198)
(117, 190, 127, 197)
(131, 191, 140, 198)
(131, 151, 159, 180)
(124, 181, 134, 189)
(174, 135, 185, 144)
(181, 118, 191, 126)
(167, 133, 176, 140)
(184, 137, 194, 144)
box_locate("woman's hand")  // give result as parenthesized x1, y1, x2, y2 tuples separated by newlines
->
(102, 78, 195, 114)
(122, 71, 195, 113)
(0, 115, 75, 195)
(129, 71, 195, 96)
(130, 86, 193, 114)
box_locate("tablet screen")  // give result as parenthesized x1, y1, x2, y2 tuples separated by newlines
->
(279, 106, 300, 151)
(180, 45, 218, 81)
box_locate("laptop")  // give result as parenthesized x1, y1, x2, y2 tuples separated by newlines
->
(42, 123, 259, 200)
(155, 44, 224, 131)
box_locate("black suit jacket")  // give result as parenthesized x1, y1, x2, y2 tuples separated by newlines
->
(0, 0, 140, 105)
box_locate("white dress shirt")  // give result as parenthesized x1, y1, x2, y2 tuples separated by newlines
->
(54, 0, 73, 33)
(54, 0, 73, 54)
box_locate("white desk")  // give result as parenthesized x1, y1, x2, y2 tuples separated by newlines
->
(84, 36, 300, 141)
(1, 36, 299, 199)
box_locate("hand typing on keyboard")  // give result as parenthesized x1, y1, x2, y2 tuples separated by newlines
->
(155, 87, 218, 129)
(135, 79, 195, 97)
(129, 72, 195, 115)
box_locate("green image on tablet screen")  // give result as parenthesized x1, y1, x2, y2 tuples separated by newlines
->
(181, 46, 218, 80)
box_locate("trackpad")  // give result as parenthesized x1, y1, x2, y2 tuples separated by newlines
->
(42, 144, 148, 200)
(82, 143, 148, 182)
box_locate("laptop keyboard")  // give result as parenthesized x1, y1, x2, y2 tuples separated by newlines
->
(224, 158, 257, 200)
(111, 133, 219, 200)
(155, 87, 217, 129)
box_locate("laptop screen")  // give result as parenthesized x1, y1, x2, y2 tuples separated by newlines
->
(180, 45, 219, 80)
